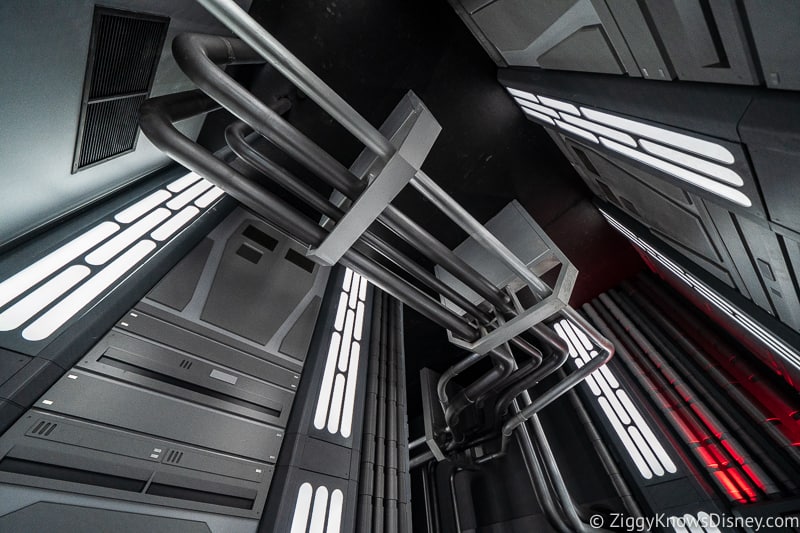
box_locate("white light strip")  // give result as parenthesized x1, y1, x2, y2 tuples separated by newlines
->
(354, 302, 365, 341)
(339, 310, 355, 372)
(167, 172, 203, 193)
(600, 138, 751, 207)
(327, 373, 346, 434)
(518, 99, 559, 119)
(560, 113, 636, 147)
(507, 87, 538, 103)
(85, 208, 170, 265)
(628, 425, 665, 476)
(340, 343, 360, 438)
(358, 277, 368, 301)
(151, 206, 201, 242)
(327, 489, 344, 533)
(558, 318, 677, 478)
(334, 293, 348, 331)
(617, 389, 677, 473)
(166, 180, 213, 210)
(22, 240, 156, 341)
(640, 140, 744, 187)
(348, 275, 361, 308)
(600, 209, 800, 372)
(289, 482, 314, 533)
(522, 107, 555, 126)
(538, 95, 579, 115)
(581, 107, 735, 164)
(316, 268, 371, 436)
(598, 396, 653, 479)
(194, 186, 225, 208)
(0, 266, 90, 331)
(314, 332, 341, 430)
(309, 486, 329, 533)
(0, 222, 119, 309)
(554, 120, 598, 144)
(115, 189, 172, 224)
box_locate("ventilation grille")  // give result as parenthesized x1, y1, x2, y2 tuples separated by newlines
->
(73, 8, 169, 172)
(29, 421, 58, 437)
(164, 450, 184, 465)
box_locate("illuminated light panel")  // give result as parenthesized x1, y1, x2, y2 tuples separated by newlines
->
(194, 186, 225, 208)
(560, 113, 636, 147)
(327, 489, 344, 533)
(0, 266, 90, 331)
(151, 206, 201, 242)
(518, 99, 559, 119)
(538, 95, 579, 115)
(0, 172, 223, 344)
(115, 189, 172, 224)
(507, 87, 538, 103)
(600, 138, 751, 207)
(508, 90, 750, 207)
(167, 172, 203, 192)
(521, 107, 555, 126)
(581, 107, 735, 164)
(556, 318, 677, 479)
(86, 208, 171, 265)
(599, 209, 800, 373)
(166, 180, 214, 210)
(640, 140, 744, 187)
(0, 222, 119, 308)
(340, 342, 360, 438)
(289, 483, 314, 533)
(23, 241, 156, 341)
(327, 374, 346, 434)
(308, 486, 329, 533)
(554, 120, 599, 144)
(313, 332, 341, 430)
(315, 268, 370, 436)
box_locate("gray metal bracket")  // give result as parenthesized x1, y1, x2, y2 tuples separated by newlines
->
(308, 91, 441, 265)
(438, 200, 578, 354)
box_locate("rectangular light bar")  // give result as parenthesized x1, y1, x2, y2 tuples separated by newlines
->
(599, 209, 800, 374)
(314, 268, 369, 437)
(0, 172, 227, 343)
(555, 318, 677, 480)
(289, 482, 344, 533)
(505, 87, 750, 208)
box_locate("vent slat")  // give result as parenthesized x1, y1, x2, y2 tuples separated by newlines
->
(74, 8, 168, 172)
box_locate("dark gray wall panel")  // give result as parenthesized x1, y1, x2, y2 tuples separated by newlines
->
(0, 484, 259, 532)
(35, 370, 282, 463)
(747, 146, 800, 235)
(604, 0, 675, 80)
(148, 238, 214, 311)
(743, 0, 800, 90)
(78, 331, 295, 427)
(472, 0, 634, 74)
(643, 0, 759, 85)
(279, 296, 322, 361)
(0, 502, 212, 533)
(117, 311, 300, 388)
(735, 217, 800, 332)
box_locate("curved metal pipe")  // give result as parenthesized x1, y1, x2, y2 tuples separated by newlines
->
(444, 343, 516, 438)
(500, 308, 614, 438)
(493, 325, 568, 421)
(437, 352, 487, 409)
(139, 91, 478, 341)
(227, 121, 491, 325)
(174, 32, 512, 329)
(195, 0, 395, 160)
(226, 121, 343, 220)
(173, 32, 366, 199)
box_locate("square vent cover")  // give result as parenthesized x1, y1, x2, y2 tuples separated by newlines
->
(72, 7, 169, 172)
